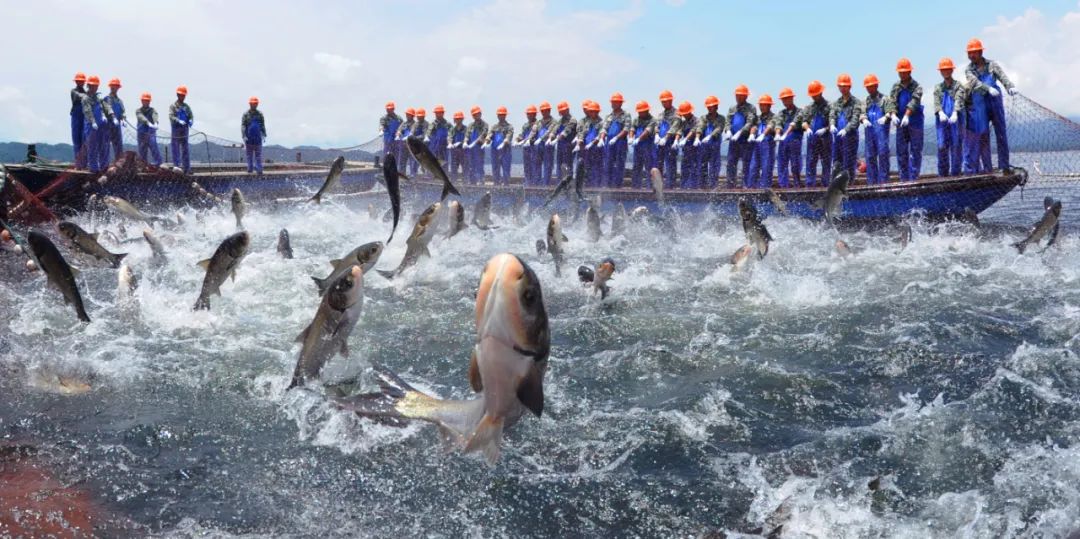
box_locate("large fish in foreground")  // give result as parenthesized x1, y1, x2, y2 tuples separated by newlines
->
(377, 202, 441, 279)
(383, 154, 402, 243)
(406, 137, 460, 201)
(738, 200, 772, 259)
(313, 241, 384, 295)
(309, 156, 346, 204)
(333, 253, 550, 463)
(193, 231, 250, 310)
(288, 265, 365, 389)
(1014, 197, 1062, 254)
(26, 231, 90, 322)
(57, 221, 127, 268)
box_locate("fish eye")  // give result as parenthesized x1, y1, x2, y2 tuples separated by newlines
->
(522, 287, 536, 306)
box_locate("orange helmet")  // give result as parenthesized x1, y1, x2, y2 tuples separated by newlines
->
(896, 58, 913, 73)
(704, 95, 720, 108)
(837, 74, 852, 87)
(415, 107, 426, 117)
(557, 101, 569, 113)
(140, 92, 152, 102)
(497, 106, 508, 115)
(526, 105, 537, 115)
(471, 105, 482, 115)
(635, 100, 649, 113)
(758, 94, 773, 106)
(108, 78, 121, 88)
(659, 89, 674, 103)
(938, 57, 955, 71)
(453, 111, 465, 120)
(87, 75, 101, 86)
(73, 72, 86, 83)
(677, 101, 693, 116)
(807, 80, 824, 97)
(863, 74, 879, 88)
(610, 92, 624, 103)
(405, 107, 415, 116)
(385, 101, 395, 111)
(434, 104, 445, 113)
(249, 96, 259, 105)
(779, 87, 795, 99)
(735, 84, 750, 97)
(587, 101, 601, 113)
(539, 101, 551, 111)
(966, 38, 984, 52)
(176, 85, 187, 96)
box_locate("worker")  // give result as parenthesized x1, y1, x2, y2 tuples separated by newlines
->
(655, 90, 679, 187)
(516, 105, 539, 185)
(241, 97, 266, 175)
(830, 74, 863, 181)
(409, 108, 428, 175)
(861, 74, 891, 184)
(395, 108, 415, 173)
(725, 85, 758, 188)
(602, 92, 630, 188)
(379, 102, 401, 161)
(532, 101, 557, 185)
(673, 101, 698, 189)
(486, 106, 514, 185)
(135, 92, 162, 166)
(887, 58, 924, 181)
(799, 80, 832, 186)
(749, 94, 777, 188)
(628, 100, 657, 188)
(80, 76, 108, 173)
(71, 72, 87, 168)
(465, 106, 488, 183)
(694, 96, 726, 189)
(426, 105, 450, 166)
(935, 58, 965, 177)
(575, 100, 604, 186)
(169, 85, 194, 174)
(774, 88, 802, 188)
(965, 38, 1017, 172)
(550, 101, 578, 179)
(448, 111, 467, 180)
(101, 78, 125, 165)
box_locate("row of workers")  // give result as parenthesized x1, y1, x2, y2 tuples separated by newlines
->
(378, 39, 1015, 188)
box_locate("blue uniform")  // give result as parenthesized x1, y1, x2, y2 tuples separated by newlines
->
(775, 106, 803, 188)
(136, 105, 162, 166)
(379, 112, 402, 160)
(675, 114, 699, 189)
(448, 123, 467, 180)
(81, 91, 108, 173)
(656, 107, 679, 188)
(934, 80, 964, 177)
(465, 119, 488, 183)
(965, 58, 1013, 171)
(748, 111, 777, 188)
(242, 109, 266, 174)
(863, 92, 891, 184)
(70, 87, 86, 167)
(695, 112, 726, 189)
(533, 117, 556, 185)
(169, 101, 194, 173)
(629, 115, 657, 188)
(800, 98, 832, 186)
(552, 115, 578, 180)
(394, 119, 414, 174)
(576, 117, 604, 187)
(488, 120, 513, 185)
(518, 119, 538, 185)
(427, 118, 450, 165)
(889, 79, 924, 181)
(602, 109, 631, 188)
(726, 102, 757, 188)
(102, 93, 125, 164)
(830, 95, 862, 181)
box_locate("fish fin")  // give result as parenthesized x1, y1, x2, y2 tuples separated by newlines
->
(230, 269, 237, 283)
(468, 347, 483, 392)
(1044, 196, 1055, 210)
(561, 234, 568, 242)
(112, 253, 128, 268)
(90, 232, 99, 240)
(464, 414, 505, 464)
(295, 323, 311, 343)
(422, 246, 432, 258)
(311, 275, 329, 295)
(1013, 241, 1027, 254)
(69, 266, 81, 278)
(398, 173, 410, 181)
(1046, 223, 1061, 249)
(516, 365, 546, 418)
(376, 269, 396, 280)
(329, 258, 344, 268)
(196, 259, 211, 270)
(193, 296, 210, 310)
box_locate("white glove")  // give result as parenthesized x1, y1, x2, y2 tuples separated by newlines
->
(113, 118, 120, 126)
(838, 129, 847, 138)
(703, 134, 713, 144)
(424, 137, 430, 143)
(654, 134, 662, 145)
(780, 132, 790, 141)
(693, 138, 701, 147)
(814, 127, 827, 136)
(731, 130, 742, 142)
(150, 122, 158, 129)
(860, 118, 871, 128)
(938, 111, 948, 123)
(498, 141, 507, 150)
(722, 130, 732, 141)
(91, 122, 98, 130)
(548, 139, 557, 147)
(574, 142, 582, 152)
(900, 114, 910, 127)
(1008, 87, 1019, 96)
(987, 86, 1000, 97)
(803, 130, 811, 139)
(890, 114, 900, 126)
(481, 142, 491, 149)
(629, 137, 637, 146)
(829, 124, 838, 134)
(877, 115, 888, 125)
(948, 111, 958, 124)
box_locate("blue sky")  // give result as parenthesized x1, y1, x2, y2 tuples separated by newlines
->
(1, 1, 1076, 147)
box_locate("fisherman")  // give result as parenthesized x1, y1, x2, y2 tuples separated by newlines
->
(965, 38, 1017, 172)
(748, 94, 776, 188)
(774, 88, 802, 188)
(888, 58, 924, 181)
(516, 105, 539, 185)
(830, 74, 863, 181)
(135, 92, 162, 167)
(800, 80, 832, 186)
(447, 111, 467, 181)
(169, 85, 194, 174)
(602, 92, 631, 188)
(80, 76, 108, 173)
(533, 101, 557, 185)
(379, 101, 402, 161)
(695, 95, 726, 189)
(861, 74, 891, 184)
(101, 78, 125, 165)
(409, 108, 428, 176)
(551, 101, 578, 179)
(427, 104, 450, 165)
(70, 72, 87, 168)
(395, 107, 415, 174)
(628, 100, 657, 188)
(934, 58, 964, 177)
(465, 106, 488, 184)
(673, 101, 699, 188)
(725, 85, 757, 188)
(241, 96, 266, 175)
(575, 100, 604, 187)
(486, 106, 513, 185)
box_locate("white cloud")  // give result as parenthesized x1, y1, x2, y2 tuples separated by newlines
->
(0, 86, 24, 102)
(457, 56, 488, 72)
(312, 52, 363, 82)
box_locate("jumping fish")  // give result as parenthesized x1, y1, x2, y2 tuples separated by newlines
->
(383, 154, 402, 243)
(277, 229, 294, 259)
(231, 188, 246, 228)
(309, 156, 346, 204)
(446, 200, 467, 239)
(57, 221, 127, 268)
(546, 214, 567, 277)
(738, 200, 772, 259)
(377, 202, 441, 279)
(472, 192, 498, 230)
(1014, 197, 1062, 254)
(288, 265, 365, 389)
(193, 231, 250, 310)
(406, 137, 460, 201)
(103, 196, 165, 226)
(26, 231, 90, 322)
(312, 241, 384, 295)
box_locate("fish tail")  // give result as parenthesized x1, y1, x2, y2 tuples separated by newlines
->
(311, 275, 329, 295)
(77, 306, 91, 323)
(193, 295, 210, 311)
(309, 194, 322, 205)
(463, 414, 505, 464)
(111, 253, 128, 268)
(1013, 241, 1027, 254)
(376, 269, 396, 280)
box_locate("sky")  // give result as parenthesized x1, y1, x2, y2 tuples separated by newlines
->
(2, 0, 1078, 148)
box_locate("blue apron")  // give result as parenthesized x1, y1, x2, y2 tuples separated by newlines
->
(836, 103, 850, 132)
(730, 109, 746, 135)
(91, 97, 107, 127)
(866, 98, 884, 126)
(658, 116, 671, 139)
(897, 85, 924, 126)
(108, 98, 123, 124)
(967, 72, 993, 134)
(492, 129, 506, 148)
(468, 126, 482, 145)
(810, 107, 827, 133)
(584, 121, 599, 145)
(451, 127, 465, 144)
(605, 116, 624, 140)
(246, 117, 263, 144)
(431, 123, 448, 147)
(937, 89, 955, 138)
(384, 117, 401, 144)
(703, 117, 721, 139)
(535, 121, 551, 142)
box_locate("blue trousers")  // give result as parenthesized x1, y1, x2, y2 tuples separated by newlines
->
(83, 124, 106, 172)
(864, 126, 890, 184)
(936, 122, 962, 177)
(698, 141, 721, 189)
(71, 112, 85, 166)
(467, 146, 485, 183)
(896, 126, 923, 180)
(431, 141, 447, 165)
(680, 145, 700, 189)
(727, 139, 753, 187)
(394, 141, 408, 173)
(246, 143, 263, 173)
(449, 147, 465, 180)
(556, 141, 574, 179)
(539, 143, 555, 185)
(629, 143, 656, 188)
(582, 145, 603, 187)
(658, 143, 678, 188)
(962, 129, 992, 174)
(604, 140, 628, 188)
(987, 95, 1009, 170)
(171, 130, 190, 173)
(523, 145, 536, 184)
(138, 130, 162, 166)
(832, 131, 859, 180)
(749, 140, 776, 188)
(776, 136, 802, 188)
(107, 123, 123, 164)
(805, 133, 832, 186)
(491, 146, 511, 184)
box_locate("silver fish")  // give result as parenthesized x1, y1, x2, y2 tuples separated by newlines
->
(730, 244, 753, 271)
(103, 196, 164, 226)
(610, 203, 627, 236)
(26, 230, 90, 322)
(377, 202, 441, 279)
(835, 239, 854, 257)
(766, 188, 789, 216)
(231, 188, 246, 228)
(446, 200, 467, 239)
(309, 156, 346, 204)
(143, 228, 167, 261)
(815, 170, 851, 225)
(313, 241, 384, 295)
(406, 137, 460, 200)
(546, 214, 566, 277)
(586, 204, 602, 242)
(472, 192, 498, 230)
(117, 263, 138, 299)
(193, 231, 250, 310)
(738, 200, 772, 259)
(277, 229, 294, 259)
(649, 167, 666, 208)
(57, 221, 127, 268)
(578, 258, 615, 299)
(1014, 198, 1062, 254)
(288, 265, 365, 389)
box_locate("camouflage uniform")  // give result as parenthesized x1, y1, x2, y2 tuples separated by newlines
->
(465, 118, 489, 183)
(396, 118, 415, 174)
(602, 108, 632, 187)
(695, 112, 727, 188)
(531, 116, 559, 185)
(862, 91, 892, 184)
(629, 113, 658, 188)
(748, 110, 776, 188)
(136, 105, 162, 166)
(80, 91, 108, 172)
(71, 86, 87, 165)
(553, 114, 578, 178)
(935, 79, 966, 176)
(427, 117, 452, 163)
(726, 102, 758, 187)
(518, 118, 539, 183)
(447, 122, 468, 180)
(488, 120, 514, 184)
(241, 108, 267, 174)
(774, 104, 803, 187)
(797, 98, 832, 185)
(964, 58, 1013, 171)
(887, 79, 924, 180)
(575, 115, 604, 187)
(830, 95, 863, 179)
(673, 113, 700, 188)
(100, 93, 125, 164)
(656, 106, 680, 187)
(379, 111, 402, 159)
